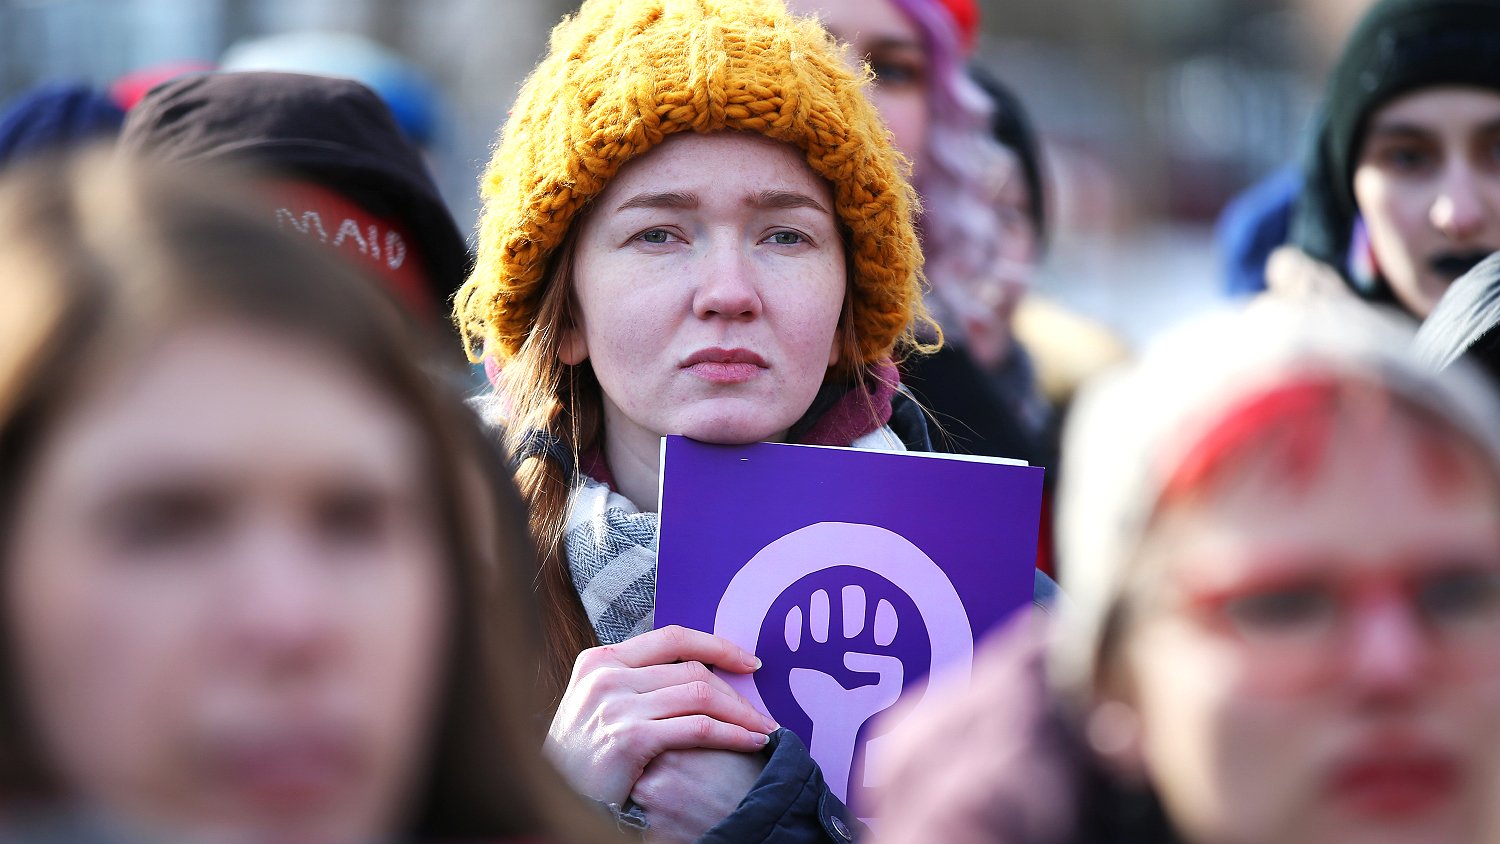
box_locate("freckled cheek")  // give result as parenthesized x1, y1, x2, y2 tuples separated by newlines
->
(576, 265, 689, 379)
(794, 292, 846, 368)
(778, 314, 840, 373)
(763, 254, 844, 352)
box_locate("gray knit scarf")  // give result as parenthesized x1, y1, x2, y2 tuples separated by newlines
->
(564, 478, 659, 645)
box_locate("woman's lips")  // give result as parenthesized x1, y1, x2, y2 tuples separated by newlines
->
(1327, 753, 1459, 818)
(683, 348, 768, 384)
(1430, 250, 1494, 280)
(211, 730, 365, 811)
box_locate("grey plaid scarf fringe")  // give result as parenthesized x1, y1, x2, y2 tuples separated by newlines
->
(564, 478, 659, 646)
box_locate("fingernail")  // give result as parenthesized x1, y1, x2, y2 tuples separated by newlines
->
(756, 732, 770, 746)
(764, 716, 780, 732)
(751, 656, 763, 670)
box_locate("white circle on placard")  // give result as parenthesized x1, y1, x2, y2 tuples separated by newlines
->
(712, 520, 974, 718)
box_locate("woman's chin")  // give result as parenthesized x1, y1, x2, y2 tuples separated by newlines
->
(674, 412, 791, 446)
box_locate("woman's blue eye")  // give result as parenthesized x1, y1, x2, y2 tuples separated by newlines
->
(770, 232, 803, 245)
(640, 230, 670, 244)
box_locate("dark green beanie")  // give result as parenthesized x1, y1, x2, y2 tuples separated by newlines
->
(1290, 0, 1500, 299)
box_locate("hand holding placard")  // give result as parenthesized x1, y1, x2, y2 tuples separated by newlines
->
(543, 625, 776, 807)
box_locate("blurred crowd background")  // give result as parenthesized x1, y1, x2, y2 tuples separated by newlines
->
(0, 0, 1376, 347)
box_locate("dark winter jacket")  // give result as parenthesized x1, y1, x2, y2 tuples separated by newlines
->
(117, 71, 469, 314)
(699, 728, 864, 844)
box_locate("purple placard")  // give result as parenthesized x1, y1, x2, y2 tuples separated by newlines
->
(654, 436, 1043, 811)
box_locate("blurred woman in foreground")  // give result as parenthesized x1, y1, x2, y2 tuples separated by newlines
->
(0, 152, 616, 844)
(865, 300, 1500, 844)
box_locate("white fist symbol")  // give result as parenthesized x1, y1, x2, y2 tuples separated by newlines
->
(785, 585, 903, 803)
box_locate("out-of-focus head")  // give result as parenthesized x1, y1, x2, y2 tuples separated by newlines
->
(1056, 299, 1500, 844)
(118, 72, 469, 323)
(786, 0, 1028, 359)
(1353, 86, 1500, 318)
(1293, 0, 1500, 318)
(0, 152, 607, 843)
(0, 83, 124, 171)
(219, 32, 438, 147)
(971, 68, 1046, 259)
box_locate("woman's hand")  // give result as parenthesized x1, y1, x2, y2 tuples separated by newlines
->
(543, 625, 778, 807)
(632, 747, 767, 844)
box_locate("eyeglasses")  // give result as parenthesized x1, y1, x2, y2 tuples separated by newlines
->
(1173, 565, 1500, 693)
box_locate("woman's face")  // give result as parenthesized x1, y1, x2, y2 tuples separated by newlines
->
(786, 0, 931, 178)
(566, 131, 847, 453)
(1113, 412, 1500, 844)
(5, 323, 449, 843)
(1354, 86, 1500, 318)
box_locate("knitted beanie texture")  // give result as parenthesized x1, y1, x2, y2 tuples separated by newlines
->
(455, 0, 926, 366)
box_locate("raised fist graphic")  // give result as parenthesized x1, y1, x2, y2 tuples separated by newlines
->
(753, 565, 930, 804)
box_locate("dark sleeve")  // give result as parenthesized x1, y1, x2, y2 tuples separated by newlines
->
(696, 729, 865, 844)
(888, 389, 933, 452)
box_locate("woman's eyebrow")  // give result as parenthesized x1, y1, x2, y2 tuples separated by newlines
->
(616, 191, 698, 212)
(746, 190, 829, 214)
(1366, 122, 1435, 142)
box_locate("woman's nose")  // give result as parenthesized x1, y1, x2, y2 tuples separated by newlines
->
(1430, 164, 1489, 241)
(691, 236, 762, 321)
(221, 522, 339, 672)
(1344, 595, 1432, 703)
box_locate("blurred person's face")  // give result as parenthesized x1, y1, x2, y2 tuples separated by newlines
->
(997, 174, 1039, 266)
(5, 323, 449, 843)
(564, 131, 846, 457)
(1353, 87, 1500, 318)
(957, 173, 1038, 368)
(786, 0, 932, 180)
(1107, 407, 1500, 844)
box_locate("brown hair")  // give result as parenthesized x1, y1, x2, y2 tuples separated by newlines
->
(0, 150, 619, 843)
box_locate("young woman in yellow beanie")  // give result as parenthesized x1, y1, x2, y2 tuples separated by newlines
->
(455, 1, 1051, 840)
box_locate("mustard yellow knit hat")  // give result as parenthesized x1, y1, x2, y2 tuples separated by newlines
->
(454, 0, 926, 367)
